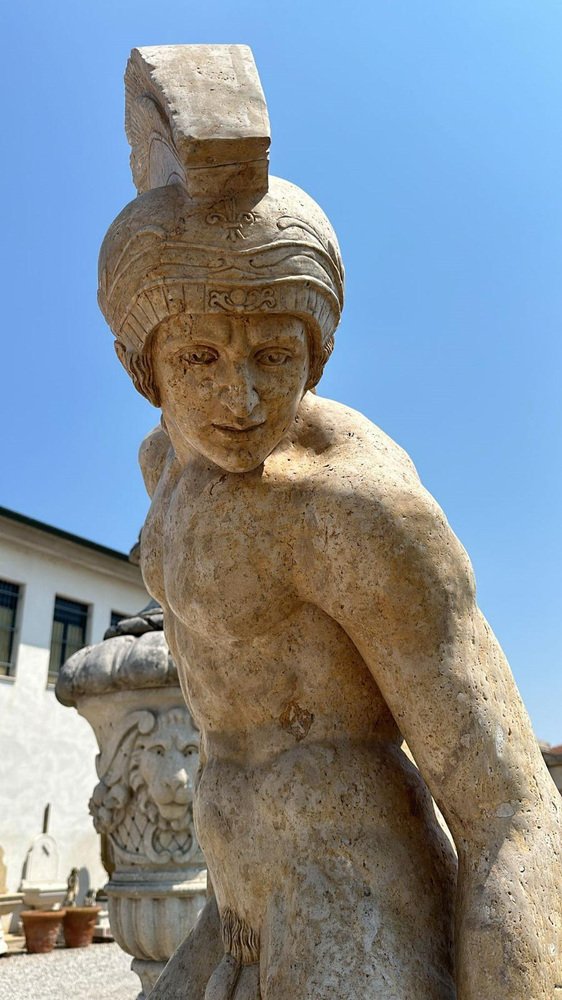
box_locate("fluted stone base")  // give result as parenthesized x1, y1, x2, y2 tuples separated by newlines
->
(106, 868, 207, 995)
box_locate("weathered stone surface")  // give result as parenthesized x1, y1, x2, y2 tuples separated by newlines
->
(98, 44, 562, 1000)
(142, 895, 223, 1000)
(56, 610, 206, 998)
(126, 45, 270, 200)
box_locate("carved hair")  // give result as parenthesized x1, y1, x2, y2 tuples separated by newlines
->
(115, 338, 160, 407)
(221, 907, 260, 965)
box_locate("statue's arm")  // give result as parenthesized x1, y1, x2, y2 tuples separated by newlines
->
(303, 474, 562, 997)
(139, 423, 172, 497)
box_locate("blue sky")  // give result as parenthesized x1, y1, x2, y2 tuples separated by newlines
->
(2, 1, 561, 740)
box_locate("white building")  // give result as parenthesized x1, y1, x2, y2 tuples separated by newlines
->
(0, 506, 149, 900)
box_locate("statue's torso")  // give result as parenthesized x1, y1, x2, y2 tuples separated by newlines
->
(140, 396, 457, 996)
(141, 399, 404, 743)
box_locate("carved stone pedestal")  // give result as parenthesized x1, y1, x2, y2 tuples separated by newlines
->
(56, 605, 206, 998)
(109, 868, 206, 995)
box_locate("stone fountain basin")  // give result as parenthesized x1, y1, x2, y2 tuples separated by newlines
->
(20, 882, 67, 910)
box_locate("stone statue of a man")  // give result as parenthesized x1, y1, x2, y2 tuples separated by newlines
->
(98, 45, 562, 999)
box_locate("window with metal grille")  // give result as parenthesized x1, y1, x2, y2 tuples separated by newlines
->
(48, 597, 89, 680)
(0, 579, 20, 677)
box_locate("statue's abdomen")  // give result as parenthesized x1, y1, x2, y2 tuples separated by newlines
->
(196, 739, 457, 995)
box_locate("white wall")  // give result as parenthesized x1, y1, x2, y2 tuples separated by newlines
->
(0, 528, 149, 900)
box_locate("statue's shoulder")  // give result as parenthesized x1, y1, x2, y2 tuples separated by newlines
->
(297, 393, 421, 495)
(296, 393, 469, 561)
(294, 398, 474, 618)
(295, 395, 474, 602)
(139, 424, 176, 498)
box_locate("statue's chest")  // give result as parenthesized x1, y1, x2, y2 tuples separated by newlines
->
(161, 474, 300, 639)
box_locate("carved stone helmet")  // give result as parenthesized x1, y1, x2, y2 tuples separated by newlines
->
(98, 46, 344, 403)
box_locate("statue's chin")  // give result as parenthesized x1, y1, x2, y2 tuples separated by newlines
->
(192, 442, 269, 475)
(158, 801, 189, 820)
(171, 419, 294, 473)
(214, 455, 267, 474)
(200, 433, 294, 474)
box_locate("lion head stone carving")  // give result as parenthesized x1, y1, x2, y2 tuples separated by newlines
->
(90, 706, 200, 865)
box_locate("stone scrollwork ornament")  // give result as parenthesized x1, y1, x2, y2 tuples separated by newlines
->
(207, 287, 277, 313)
(205, 198, 260, 241)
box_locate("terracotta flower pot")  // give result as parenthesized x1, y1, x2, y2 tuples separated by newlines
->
(21, 909, 66, 953)
(62, 906, 102, 948)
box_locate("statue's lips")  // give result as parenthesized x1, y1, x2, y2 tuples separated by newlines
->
(212, 422, 265, 437)
(158, 800, 189, 819)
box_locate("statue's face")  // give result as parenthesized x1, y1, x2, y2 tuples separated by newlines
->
(136, 722, 197, 821)
(152, 312, 309, 473)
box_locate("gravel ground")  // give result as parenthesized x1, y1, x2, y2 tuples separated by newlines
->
(0, 942, 140, 1000)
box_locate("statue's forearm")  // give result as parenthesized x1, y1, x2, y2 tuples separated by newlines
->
(456, 837, 562, 998)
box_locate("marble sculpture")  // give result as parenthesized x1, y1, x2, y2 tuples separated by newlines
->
(98, 44, 562, 999)
(56, 603, 206, 998)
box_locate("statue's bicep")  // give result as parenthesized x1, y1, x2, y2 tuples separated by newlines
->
(139, 425, 171, 497)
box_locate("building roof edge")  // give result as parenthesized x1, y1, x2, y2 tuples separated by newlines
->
(0, 506, 131, 564)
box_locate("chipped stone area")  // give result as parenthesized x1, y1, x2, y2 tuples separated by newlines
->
(279, 700, 314, 741)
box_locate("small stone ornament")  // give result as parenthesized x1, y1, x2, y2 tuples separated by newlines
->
(62, 867, 79, 908)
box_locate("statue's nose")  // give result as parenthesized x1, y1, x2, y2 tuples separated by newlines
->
(165, 768, 188, 793)
(220, 364, 259, 417)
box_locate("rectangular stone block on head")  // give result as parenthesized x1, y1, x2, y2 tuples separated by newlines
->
(125, 44, 271, 200)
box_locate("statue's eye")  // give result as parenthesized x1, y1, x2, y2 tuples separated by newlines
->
(183, 746, 196, 757)
(182, 347, 218, 366)
(255, 348, 291, 367)
(149, 745, 165, 755)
